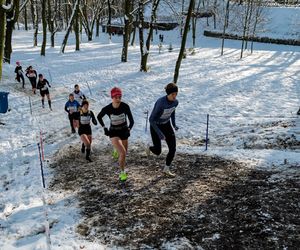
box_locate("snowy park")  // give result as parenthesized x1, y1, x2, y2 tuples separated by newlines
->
(0, 1, 299, 249)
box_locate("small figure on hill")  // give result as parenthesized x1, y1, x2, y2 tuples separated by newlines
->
(65, 93, 81, 133)
(14, 61, 25, 88)
(37, 74, 52, 110)
(78, 100, 97, 162)
(25, 66, 37, 94)
(73, 84, 86, 105)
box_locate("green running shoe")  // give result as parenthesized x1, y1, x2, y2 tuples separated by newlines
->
(119, 172, 128, 181)
(112, 149, 119, 160)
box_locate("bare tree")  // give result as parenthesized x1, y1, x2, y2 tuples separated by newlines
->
(121, 0, 133, 62)
(60, 0, 80, 53)
(80, 0, 104, 41)
(221, 0, 230, 55)
(138, 0, 145, 71)
(140, 0, 160, 71)
(41, 0, 47, 56)
(4, 0, 20, 64)
(30, 0, 38, 46)
(173, 0, 195, 84)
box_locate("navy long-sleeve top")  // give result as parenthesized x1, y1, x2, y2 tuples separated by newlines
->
(149, 96, 178, 138)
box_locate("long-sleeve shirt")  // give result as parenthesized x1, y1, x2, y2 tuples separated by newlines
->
(97, 102, 134, 130)
(79, 110, 97, 126)
(65, 100, 80, 114)
(25, 69, 37, 79)
(73, 90, 86, 105)
(37, 79, 51, 91)
(14, 66, 23, 75)
(149, 96, 178, 138)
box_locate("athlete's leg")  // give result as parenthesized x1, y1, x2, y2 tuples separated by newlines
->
(111, 137, 126, 171)
(149, 125, 162, 155)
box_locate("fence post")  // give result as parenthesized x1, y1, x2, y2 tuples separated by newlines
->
(37, 143, 46, 188)
(144, 110, 149, 133)
(86, 81, 92, 96)
(48, 69, 53, 84)
(40, 130, 45, 161)
(205, 114, 209, 151)
(29, 96, 32, 115)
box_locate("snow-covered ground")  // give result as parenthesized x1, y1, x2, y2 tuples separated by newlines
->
(0, 8, 299, 249)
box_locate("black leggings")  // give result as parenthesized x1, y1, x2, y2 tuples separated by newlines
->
(68, 113, 79, 129)
(150, 121, 176, 166)
(16, 74, 25, 87)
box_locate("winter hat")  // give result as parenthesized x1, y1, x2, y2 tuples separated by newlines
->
(165, 83, 178, 95)
(16, 61, 20, 65)
(111, 87, 122, 98)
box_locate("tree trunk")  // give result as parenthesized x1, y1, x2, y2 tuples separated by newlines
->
(240, 0, 251, 59)
(74, 1, 80, 50)
(173, 0, 195, 84)
(96, 17, 100, 37)
(4, 0, 20, 64)
(221, 0, 230, 56)
(41, 0, 47, 56)
(191, 0, 200, 48)
(138, 0, 146, 71)
(60, 0, 79, 53)
(180, 0, 185, 37)
(0, 0, 6, 81)
(24, 2, 28, 30)
(245, 0, 254, 50)
(31, 0, 38, 46)
(121, 0, 132, 62)
(130, 14, 138, 46)
(107, 0, 112, 41)
(251, 0, 263, 53)
(140, 0, 160, 70)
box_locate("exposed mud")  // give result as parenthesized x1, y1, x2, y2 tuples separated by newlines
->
(49, 143, 300, 249)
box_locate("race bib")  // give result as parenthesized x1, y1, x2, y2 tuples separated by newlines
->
(111, 113, 126, 126)
(42, 85, 48, 91)
(69, 106, 77, 113)
(80, 115, 90, 125)
(160, 107, 176, 120)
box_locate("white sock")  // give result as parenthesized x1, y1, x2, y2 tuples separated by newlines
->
(163, 165, 170, 172)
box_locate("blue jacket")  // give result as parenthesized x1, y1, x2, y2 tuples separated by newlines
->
(65, 100, 80, 113)
(149, 96, 178, 138)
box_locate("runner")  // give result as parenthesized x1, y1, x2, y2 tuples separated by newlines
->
(73, 84, 86, 105)
(25, 66, 38, 94)
(147, 83, 179, 177)
(97, 87, 134, 181)
(37, 74, 52, 110)
(78, 100, 97, 162)
(14, 61, 25, 88)
(65, 93, 81, 133)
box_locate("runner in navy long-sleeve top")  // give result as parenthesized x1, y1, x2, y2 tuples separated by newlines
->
(147, 83, 179, 177)
(37, 74, 52, 110)
(97, 87, 134, 181)
(79, 100, 97, 162)
(65, 93, 81, 133)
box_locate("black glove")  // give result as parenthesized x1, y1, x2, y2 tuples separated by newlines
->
(104, 127, 110, 136)
(174, 125, 179, 131)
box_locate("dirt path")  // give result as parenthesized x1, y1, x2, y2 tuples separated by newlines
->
(49, 144, 300, 249)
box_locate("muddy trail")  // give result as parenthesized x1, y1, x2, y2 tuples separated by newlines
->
(49, 144, 300, 249)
